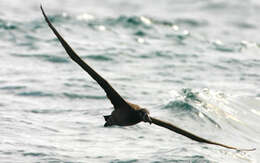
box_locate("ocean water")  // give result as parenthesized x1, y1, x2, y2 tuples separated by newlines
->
(0, 0, 260, 162)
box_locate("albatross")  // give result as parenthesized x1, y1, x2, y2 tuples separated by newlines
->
(40, 5, 255, 151)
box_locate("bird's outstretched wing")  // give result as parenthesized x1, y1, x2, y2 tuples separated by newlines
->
(150, 117, 256, 151)
(40, 5, 131, 110)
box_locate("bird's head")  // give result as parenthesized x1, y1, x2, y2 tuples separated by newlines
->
(137, 108, 152, 124)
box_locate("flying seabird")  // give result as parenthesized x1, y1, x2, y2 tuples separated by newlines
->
(40, 6, 255, 151)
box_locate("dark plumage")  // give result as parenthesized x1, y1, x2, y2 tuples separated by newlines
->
(40, 6, 255, 152)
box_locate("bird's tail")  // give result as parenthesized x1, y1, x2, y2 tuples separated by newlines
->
(103, 115, 111, 122)
(103, 115, 113, 127)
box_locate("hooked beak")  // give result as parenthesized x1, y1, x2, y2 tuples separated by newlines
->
(143, 114, 152, 124)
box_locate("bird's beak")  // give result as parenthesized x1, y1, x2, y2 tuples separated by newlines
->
(144, 114, 152, 124)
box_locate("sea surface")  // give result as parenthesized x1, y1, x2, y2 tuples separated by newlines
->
(0, 0, 260, 162)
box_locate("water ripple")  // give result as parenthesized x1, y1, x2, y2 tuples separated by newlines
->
(63, 92, 106, 99)
(175, 18, 208, 27)
(105, 15, 152, 29)
(12, 53, 69, 63)
(110, 159, 138, 163)
(0, 85, 26, 90)
(86, 54, 113, 61)
(17, 91, 54, 97)
(0, 19, 18, 30)
(28, 109, 72, 114)
(23, 152, 47, 157)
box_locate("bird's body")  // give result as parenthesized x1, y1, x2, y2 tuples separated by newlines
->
(105, 105, 139, 126)
(105, 102, 142, 126)
(40, 6, 255, 152)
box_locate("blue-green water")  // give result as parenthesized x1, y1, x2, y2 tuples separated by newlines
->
(1, 0, 260, 162)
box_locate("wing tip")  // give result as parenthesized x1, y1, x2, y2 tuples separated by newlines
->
(40, 4, 48, 21)
(40, 4, 44, 15)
